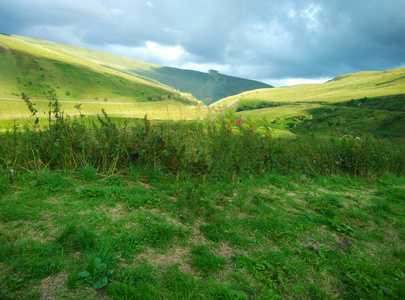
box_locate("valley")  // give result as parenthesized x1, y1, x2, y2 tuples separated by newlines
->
(0, 34, 404, 299)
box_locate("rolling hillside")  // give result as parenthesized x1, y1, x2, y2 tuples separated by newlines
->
(211, 67, 405, 139)
(0, 34, 210, 121)
(2, 34, 272, 104)
(212, 67, 405, 108)
(0, 34, 197, 103)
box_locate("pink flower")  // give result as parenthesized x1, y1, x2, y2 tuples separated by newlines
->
(207, 121, 211, 125)
(254, 126, 257, 131)
(202, 127, 207, 132)
(221, 117, 225, 121)
(235, 117, 244, 126)
(227, 130, 231, 134)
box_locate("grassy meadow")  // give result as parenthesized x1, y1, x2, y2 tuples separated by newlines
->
(1, 34, 405, 299)
(1, 168, 404, 299)
(0, 98, 404, 298)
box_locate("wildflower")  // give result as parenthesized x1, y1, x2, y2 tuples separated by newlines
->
(235, 117, 244, 126)
(227, 130, 231, 134)
(221, 117, 225, 121)
(212, 122, 216, 126)
(202, 127, 207, 132)
(254, 126, 257, 131)
(207, 121, 211, 125)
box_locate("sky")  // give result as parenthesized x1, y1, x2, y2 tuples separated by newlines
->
(1, 0, 405, 87)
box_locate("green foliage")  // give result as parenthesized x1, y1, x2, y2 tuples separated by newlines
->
(77, 165, 98, 182)
(190, 245, 227, 274)
(236, 100, 286, 112)
(57, 223, 97, 250)
(108, 263, 162, 299)
(134, 211, 190, 248)
(69, 243, 116, 290)
(0, 172, 11, 194)
(337, 94, 405, 112)
(1, 105, 404, 178)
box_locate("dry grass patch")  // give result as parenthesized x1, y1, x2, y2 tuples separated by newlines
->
(216, 242, 237, 260)
(189, 220, 209, 244)
(94, 203, 129, 222)
(142, 246, 194, 274)
(40, 271, 68, 300)
(149, 208, 185, 228)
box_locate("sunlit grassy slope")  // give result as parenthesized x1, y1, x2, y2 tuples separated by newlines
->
(212, 67, 405, 109)
(0, 34, 208, 120)
(6, 34, 271, 104)
(211, 68, 405, 139)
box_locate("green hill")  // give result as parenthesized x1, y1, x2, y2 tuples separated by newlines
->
(131, 68, 272, 105)
(0, 34, 209, 122)
(3, 35, 271, 105)
(211, 68, 405, 139)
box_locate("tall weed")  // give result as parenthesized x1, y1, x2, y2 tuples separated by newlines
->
(1, 101, 403, 178)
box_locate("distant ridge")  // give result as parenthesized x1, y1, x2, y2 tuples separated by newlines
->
(130, 67, 272, 105)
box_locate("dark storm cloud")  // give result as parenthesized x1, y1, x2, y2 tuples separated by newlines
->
(1, 0, 405, 86)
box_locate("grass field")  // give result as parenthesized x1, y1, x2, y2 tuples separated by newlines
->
(0, 97, 404, 299)
(0, 98, 206, 127)
(1, 169, 404, 299)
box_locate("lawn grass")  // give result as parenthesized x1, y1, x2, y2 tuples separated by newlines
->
(1, 170, 404, 299)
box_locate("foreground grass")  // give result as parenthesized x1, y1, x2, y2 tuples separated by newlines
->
(1, 169, 404, 299)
